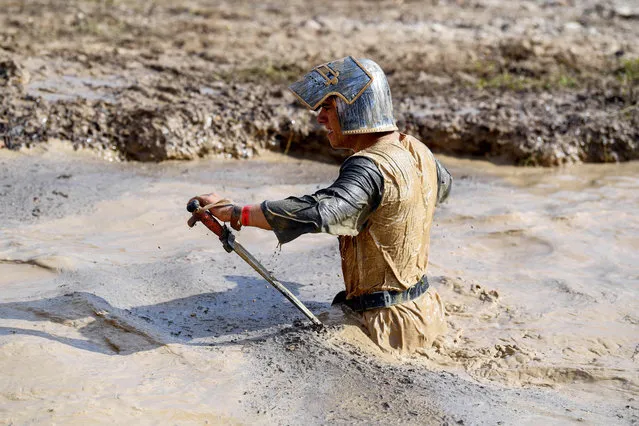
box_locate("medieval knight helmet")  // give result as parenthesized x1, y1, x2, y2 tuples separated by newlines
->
(289, 56, 398, 135)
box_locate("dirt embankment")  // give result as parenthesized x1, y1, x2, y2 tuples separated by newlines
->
(1, 0, 638, 165)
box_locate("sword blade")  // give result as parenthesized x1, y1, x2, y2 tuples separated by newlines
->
(232, 241, 322, 326)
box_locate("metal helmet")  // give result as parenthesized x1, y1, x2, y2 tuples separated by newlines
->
(289, 56, 398, 135)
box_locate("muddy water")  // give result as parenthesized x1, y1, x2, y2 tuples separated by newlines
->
(423, 158, 638, 401)
(0, 146, 637, 423)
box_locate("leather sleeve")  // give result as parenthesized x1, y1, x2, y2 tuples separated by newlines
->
(261, 156, 384, 245)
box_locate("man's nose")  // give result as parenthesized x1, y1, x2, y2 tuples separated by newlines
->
(317, 109, 327, 125)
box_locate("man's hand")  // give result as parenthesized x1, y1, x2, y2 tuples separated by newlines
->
(188, 193, 234, 222)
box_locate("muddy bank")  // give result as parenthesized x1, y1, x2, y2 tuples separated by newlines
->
(1, 0, 637, 165)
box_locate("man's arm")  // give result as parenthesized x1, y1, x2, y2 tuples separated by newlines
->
(262, 156, 384, 244)
(190, 156, 383, 244)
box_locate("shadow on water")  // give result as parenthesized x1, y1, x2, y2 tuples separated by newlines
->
(0, 274, 329, 356)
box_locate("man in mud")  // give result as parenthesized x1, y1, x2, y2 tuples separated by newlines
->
(190, 57, 452, 354)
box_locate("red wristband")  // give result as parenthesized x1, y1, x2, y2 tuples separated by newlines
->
(241, 205, 251, 226)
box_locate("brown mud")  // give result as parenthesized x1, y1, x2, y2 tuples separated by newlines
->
(1, 146, 637, 424)
(1, 0, 638, 165)
(1, 0, 639, 424)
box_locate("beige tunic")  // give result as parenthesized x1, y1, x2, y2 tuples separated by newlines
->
(339, 133, 447, 354)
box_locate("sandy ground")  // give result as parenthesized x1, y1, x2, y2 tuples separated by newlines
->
(0, 144, 637, 424)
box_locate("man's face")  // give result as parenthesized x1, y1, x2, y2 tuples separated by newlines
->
(317, 97, 346, 149)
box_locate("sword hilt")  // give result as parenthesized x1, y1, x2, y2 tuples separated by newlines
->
(186, 199, 229, 246)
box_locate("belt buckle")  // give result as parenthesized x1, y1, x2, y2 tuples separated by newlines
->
(382, 292, 392, 308)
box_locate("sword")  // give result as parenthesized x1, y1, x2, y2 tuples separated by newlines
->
(187, 199, 322, 326)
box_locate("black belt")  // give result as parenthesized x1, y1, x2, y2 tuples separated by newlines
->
(331, 276, 429, 312)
